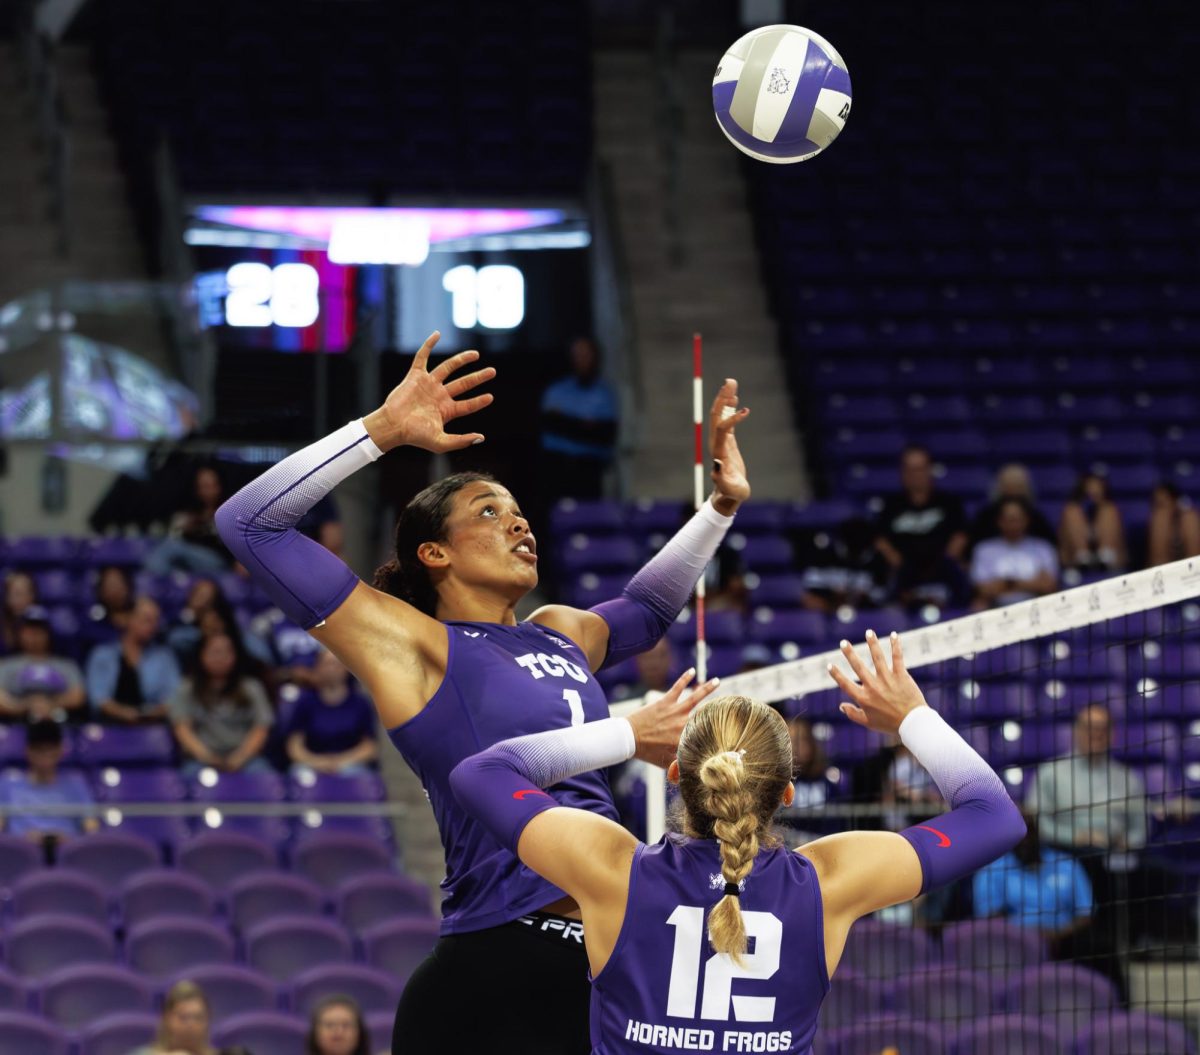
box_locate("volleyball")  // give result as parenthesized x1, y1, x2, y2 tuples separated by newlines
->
(712, 24, 852, 164)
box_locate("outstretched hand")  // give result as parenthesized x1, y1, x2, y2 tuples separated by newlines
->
(828, 631, 928, 737)
(710, 379, 750, 514)
(366, 331, 496, 453)
(628, 667, 722, 769)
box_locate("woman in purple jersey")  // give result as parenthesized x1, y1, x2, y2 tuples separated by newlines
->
(215, 332, 751, 1054)
(451, 633, 1026, 1054)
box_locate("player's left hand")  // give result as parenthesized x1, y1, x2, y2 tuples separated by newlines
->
(628, 668, 721, 768)
(710, 379, 750, 515)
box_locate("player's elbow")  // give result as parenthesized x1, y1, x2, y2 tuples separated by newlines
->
(995, 797, 1027, 850)
(214, 499, 241, 549)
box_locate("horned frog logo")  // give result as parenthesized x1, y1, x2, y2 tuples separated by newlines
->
(766, 67, 791, 95)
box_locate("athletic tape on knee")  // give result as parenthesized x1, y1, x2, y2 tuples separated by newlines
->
(591, 500, 734, 668)
(896, 706, 1027, 894)
(216, 419, 383, 630)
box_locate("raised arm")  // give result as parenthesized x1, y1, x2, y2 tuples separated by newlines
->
(802, 633, 1025, 970)
(215, 332, 493, 724)
(533, 379, 751, 671)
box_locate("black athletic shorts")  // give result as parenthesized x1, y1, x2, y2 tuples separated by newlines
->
(391, 910, 592, 1055)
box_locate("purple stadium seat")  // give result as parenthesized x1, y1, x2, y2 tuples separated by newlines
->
(941, 919, 1047, 975)
(361, 917, 440, 982)
(987, 721, 1074, 767)
(33, 570, 80, 605)
(829, 1015, 944, 1055)
(952, 1014, 1062, 1055)
(817, 722, 890, 767)
(1075, 427, 1156, 463)
(736, 535, 794, 570)
(559, 536, 641, 575)
(365, 1010, 395, 1050)
(292, 963, 401, 1015)
(10, 868, 109, 923)
(212, 1011, 308, 1055)
(293, 810, 393, 843)
(627, 499, 686, 535)
(747, 608, 828, 646)
(6, 913, 115, 978)
(126, 916, 235, 979)
(828, 429, 908, 465)
(290, 831, 395, 888)
(4, 537, 79, 568)
(843, 464, 896, 498)
(565, 572, 628, 609)
(0, 968, 25, 1011)
(1074, 1010, 1198, 1055)
(988, 428, 1073, 463)
(840, 921, 936, 980)
(336, 873, 433, 931)
(93, 766, 186, 801)
(74, 723, 175, 767)
(167, 964, 279, 1020)
(40, 964, 154, 1029)
(0, 833, 41, 889)
(57, 831, 160, 886)
(891, 968, 993, 1022)
(188, 767, 286, 803)
(746, 576, 808, 610)
(227, 870, 327, 931)
(1113, 720, 1182, 764)
(79, 537, 153, 569)
(245, 916, 354, 981)
(288, 769, 385, 803)
(787, 500, 860, 530)
(0, 724, 27, 766)
(117, 868, 215, 926)
(549, 499, 624, 535)
(178, 831, 278, 888)
(1005, 963, 1118, 1037)
(817, 971, 886, 1029)
(0, 1011, 70, 1055)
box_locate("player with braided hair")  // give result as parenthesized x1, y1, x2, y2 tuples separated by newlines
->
(451, 632, 1026, 1053)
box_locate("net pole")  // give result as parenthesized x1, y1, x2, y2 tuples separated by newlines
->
(693, 331, 707, 683)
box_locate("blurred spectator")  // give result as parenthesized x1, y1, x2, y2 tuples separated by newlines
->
(1147, 482, 1200, 566)
(1058, 472, 1126, 572)
(168, 582, 275, 672)
(874, 446, 969, 606)
(0, 607, 86, 721)
(145, 465, 232, 575)
(84, 564, 136, 646)
(629, 638, 674, 696)
(127, 979, 217, 1055)
(1, 570, 38, 653)
(167, 633, 274, 775)
(800, 516, 888, 613)
(0, 719, 97, 841)
(286, 650, 377, 775)
(969, 497, 1059, 609)
(86, 597, 181, 724)
(305, 994, 371, 1055)
(788, 717, 839, 808)
(968, 464, 1055, 551)
(539, 336, 618, 499)
(882, 741, 944, 831)
(973, 810, 1125, 1000)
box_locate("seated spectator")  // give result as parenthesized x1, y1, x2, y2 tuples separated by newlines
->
(168, 582, 275, 673)
(84, 564, 135, 646)
(286, 650, 377, 775)
(0, 607, 86, 721)
(167, 633, 274, 775)
(1058, 472, 1126, 572)
(145, 465, 232, 575)
(539, 336, 618, 500)
(874, 446, 969, 607)
(86, 597, 181, 724)
(0, 719, 98, 841)
(1, 570, 37, 653)
(969, 497, 1059, 609)
(1147, 482, 1200, 566)
(788, 716, 839, 808)
(630, 638, 674, 696)
(800, 516, 888, 613)
(127, 979, 217, 1055)
(306, 994, 371, 1055)
(968, 464, 1056, 551)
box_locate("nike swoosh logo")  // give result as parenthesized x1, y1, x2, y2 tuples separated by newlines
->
(513, 789, 552, 801)
(915, 824, 952, 848)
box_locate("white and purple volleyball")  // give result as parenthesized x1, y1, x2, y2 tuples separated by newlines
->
(712, 25, 851, 164)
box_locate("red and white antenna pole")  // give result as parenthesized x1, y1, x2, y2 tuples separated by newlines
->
(693, 332, 707, 684)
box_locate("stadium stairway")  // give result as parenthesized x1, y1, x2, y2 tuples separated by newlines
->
(595, 49, 810, 501)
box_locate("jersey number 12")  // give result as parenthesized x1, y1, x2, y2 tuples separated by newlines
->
(665, 905, 781, 1021)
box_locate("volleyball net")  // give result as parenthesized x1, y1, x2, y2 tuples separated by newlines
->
(614, 557, 1200, 1049)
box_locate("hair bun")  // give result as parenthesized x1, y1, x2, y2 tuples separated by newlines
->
(698, 749, 746, 795)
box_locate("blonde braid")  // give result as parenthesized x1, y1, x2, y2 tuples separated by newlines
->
(699, 749, 759, 964)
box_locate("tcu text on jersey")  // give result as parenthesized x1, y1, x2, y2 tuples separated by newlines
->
(514, 651, 589, 683)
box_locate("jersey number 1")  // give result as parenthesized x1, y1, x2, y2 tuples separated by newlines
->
(562, 689, 585, 726)
(665, 905, 781, 1021)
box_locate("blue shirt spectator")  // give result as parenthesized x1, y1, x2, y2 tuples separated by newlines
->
(86, 597, 181, 723)
(0, 720, 98, 838)
(285, 650, 377, 774)
(540, 337, 618, 499)
(973, 845, 1093, 932)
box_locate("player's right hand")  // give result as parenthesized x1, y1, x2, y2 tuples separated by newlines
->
(628, 668, 721, 768)
(828, 630, 928, 736)
(366, 330, 496, 452)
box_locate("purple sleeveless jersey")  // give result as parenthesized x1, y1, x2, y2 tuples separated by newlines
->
(591, 835, 829, 1055)
(388, 620, 619, 934)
